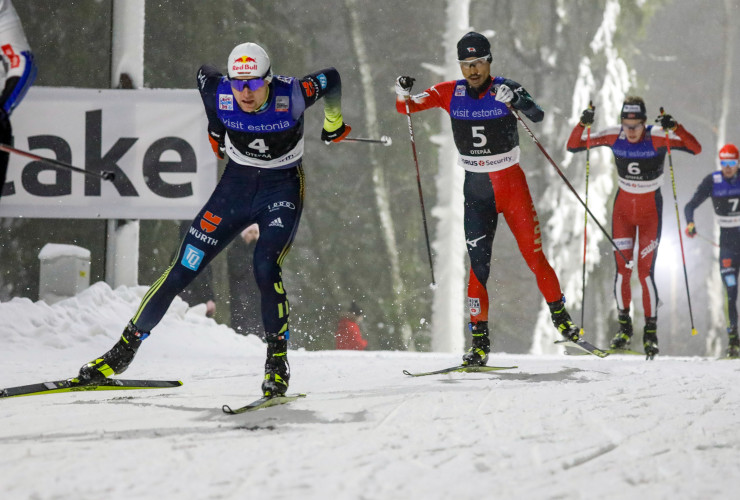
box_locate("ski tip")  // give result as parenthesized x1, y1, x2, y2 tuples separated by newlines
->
(691, 328, 698, 336)
(402, 370, 413, 376)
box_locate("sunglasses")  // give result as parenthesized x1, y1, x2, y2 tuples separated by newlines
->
(230, 78, 266, 92)
(458, 55, 491, 69)
(721, 160, 738, 168)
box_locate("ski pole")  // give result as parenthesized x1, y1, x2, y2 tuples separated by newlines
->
(341, 136, 392, 146)
(660, 107, 697, 336)
(403, 93, 436, 285)
(0, 143, 115, 181)
(580, 101, 593, 334)
(695, 231, 719, 248)
(508, 106, 633, 268)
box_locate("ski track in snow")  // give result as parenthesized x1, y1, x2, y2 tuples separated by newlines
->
(1, 286, 740, 499)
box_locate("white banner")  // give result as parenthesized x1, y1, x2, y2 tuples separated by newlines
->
(0, 87, 217, 219)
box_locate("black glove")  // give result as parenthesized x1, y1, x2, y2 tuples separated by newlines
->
(656, 113, 677, 131)
(208, 129, 225, 160)
(321, 122, 351, 143)
(580, 107, 595, 126)
(395, 76, 415, 97)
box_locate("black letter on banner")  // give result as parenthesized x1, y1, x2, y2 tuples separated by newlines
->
(142, 137, 196, 198)
(1, 141, 15, 196)
(21, 135, 73, 197)
(85, 109, 138, 197)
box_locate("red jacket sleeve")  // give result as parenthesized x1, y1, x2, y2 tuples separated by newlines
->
(395, 81, 455, 115)
(650, 124, 702, 155)
(566, 123, 619, 152)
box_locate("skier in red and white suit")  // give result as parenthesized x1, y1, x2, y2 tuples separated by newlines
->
(567, 97, 701, 358)
(0, 0, 36, 204)
(395, 32, 583, 366)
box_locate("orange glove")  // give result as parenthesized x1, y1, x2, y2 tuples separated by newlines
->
(321, 123, 351, 144)
(208, 129, 225, 159)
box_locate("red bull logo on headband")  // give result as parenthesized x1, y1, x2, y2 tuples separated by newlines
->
(231, 56, 259, 75)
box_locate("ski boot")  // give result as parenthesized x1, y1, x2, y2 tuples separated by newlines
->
(262, 331, 290, 397)
(727, 328, 739, 359)
(76, 321, 148, 384)
(610, 310, 633, 349)
(462, 321, 490, 366)
(643, 318, 659, 360)
(548, 297, 581, 342)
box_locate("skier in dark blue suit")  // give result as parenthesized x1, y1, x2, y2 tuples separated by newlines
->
(685, 143, 740, 358)
(77, 42, 351, 396)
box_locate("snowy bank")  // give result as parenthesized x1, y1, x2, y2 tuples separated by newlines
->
(1, 284, 739, 500)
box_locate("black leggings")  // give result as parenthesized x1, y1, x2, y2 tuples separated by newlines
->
(720, 230, 740, 331)
(132, 162, 304, 336)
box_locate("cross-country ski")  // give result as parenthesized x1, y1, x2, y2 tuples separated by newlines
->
(222, 393, 307, 414)
(0, 378, 183, 398)
(402, 365, 517, 377)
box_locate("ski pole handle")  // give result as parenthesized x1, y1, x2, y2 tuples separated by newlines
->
(0, 143, 115, 181)
(340, 136, 392, 146)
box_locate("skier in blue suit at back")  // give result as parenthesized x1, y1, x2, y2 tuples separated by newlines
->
(685, 143, 740, 359)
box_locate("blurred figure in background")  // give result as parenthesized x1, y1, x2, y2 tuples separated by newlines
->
(228, 223, 262, 337)
(0, 0, 37, 204)
(684, 144, 740, 359)
(335, 301, 368, 350)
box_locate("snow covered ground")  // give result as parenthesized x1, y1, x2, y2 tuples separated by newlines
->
(1, 283, 739, 500)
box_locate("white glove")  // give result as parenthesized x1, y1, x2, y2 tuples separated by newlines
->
(495, 84, 514, 104)
(395, 76, 414, 97)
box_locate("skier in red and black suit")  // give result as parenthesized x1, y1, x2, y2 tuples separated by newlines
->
(395, 31, 583, 366)
(567, 97, 701, 358)
(76, 42, 351, 397)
